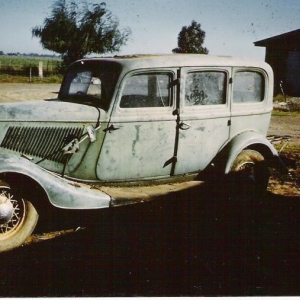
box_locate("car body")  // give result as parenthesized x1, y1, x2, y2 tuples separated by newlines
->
(0, 54, 279, 252)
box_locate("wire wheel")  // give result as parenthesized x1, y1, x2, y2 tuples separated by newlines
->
(0, 185, 38, 253)
(0, 190, 25, 236)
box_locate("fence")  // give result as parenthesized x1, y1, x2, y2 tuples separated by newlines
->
(0, 56, 62, 79)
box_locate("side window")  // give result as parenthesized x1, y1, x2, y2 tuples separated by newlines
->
(185, 71, 227, 106)
(120, 73, 172, 108)
(233, 71, 264, 103)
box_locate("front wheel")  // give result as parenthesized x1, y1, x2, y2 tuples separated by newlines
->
(229, 149, 270, 199)
(0, 184, 38, 253)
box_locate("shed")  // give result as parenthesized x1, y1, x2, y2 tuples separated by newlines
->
(254, 29, 300, 96)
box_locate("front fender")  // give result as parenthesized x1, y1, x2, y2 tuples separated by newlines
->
(0, 154, 111, 209)
(216, 131, 279, 174)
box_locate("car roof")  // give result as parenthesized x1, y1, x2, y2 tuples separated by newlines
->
(77, 54, 271, 71)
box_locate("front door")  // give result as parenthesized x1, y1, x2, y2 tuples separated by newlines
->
(174, 67, 231, 175)
(97, 70, 177, 181)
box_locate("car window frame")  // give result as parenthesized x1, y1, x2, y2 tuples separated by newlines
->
(231, 67, 268, 107)
(180, 67, 231, 115)
(116, 69, 177, 115)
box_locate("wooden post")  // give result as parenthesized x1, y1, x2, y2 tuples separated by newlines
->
(39, 61, 43, 79)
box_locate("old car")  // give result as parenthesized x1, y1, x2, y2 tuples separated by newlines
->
(0, 54, 279, 252)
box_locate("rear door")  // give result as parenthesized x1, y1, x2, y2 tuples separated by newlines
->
(174, 67, 231, 175)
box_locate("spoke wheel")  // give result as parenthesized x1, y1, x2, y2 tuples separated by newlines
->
(230, 149, 269, 199)
(0, 185, 38, 253)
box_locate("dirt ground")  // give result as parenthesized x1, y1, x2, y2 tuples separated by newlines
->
(0, 83, 60, 102)
(267, 97, 300, 197)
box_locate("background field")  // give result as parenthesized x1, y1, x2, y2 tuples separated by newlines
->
(0, 55, 62, 83)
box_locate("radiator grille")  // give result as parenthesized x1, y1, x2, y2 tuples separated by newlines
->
(0, 126, 84, 163)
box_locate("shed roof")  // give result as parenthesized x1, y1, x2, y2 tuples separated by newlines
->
(254, 29, 300, 49)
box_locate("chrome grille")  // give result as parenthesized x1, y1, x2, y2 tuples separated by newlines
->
(0, 126, 84, 163)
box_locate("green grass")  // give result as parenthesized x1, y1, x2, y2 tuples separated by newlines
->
(0, 74, 62, 84)
(273, 93, 287, 102)
(272, 110, 300, 117)
(0, 55, 61, 70)
(0, 55, 62, 82)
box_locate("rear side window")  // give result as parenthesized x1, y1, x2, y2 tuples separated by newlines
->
(120, 73, 172, 108)
(185, 71, 227, 106)
(233, 71, 264, 103)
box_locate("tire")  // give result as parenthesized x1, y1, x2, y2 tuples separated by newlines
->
(0, 184, 38, 253)
(229, 149, 269, 199)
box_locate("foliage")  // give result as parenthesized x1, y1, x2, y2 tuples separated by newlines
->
(172, 20, 208, 54)
(32, 0, 131, 68)
(272, 110, 300, 117)
(273, 93, 287, 102)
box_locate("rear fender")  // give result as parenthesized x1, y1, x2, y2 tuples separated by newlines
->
(0, 154, 111, 209)
(214, 131, 280, 174)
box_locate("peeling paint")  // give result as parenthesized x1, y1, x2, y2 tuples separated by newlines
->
(132, 125, 141, 156)
(0, 55, 277, 207)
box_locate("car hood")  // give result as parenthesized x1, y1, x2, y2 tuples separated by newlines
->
(0, 100, 104, 123)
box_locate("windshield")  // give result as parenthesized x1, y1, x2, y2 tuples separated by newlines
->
(59, 61, 121, 110)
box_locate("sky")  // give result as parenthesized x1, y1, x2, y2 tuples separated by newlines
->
(0, 0, 300, 60)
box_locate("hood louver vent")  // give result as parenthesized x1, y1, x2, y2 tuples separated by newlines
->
(0, 126, 84, 163)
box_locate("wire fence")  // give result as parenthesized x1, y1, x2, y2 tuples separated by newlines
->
(0, 56, 62, 78)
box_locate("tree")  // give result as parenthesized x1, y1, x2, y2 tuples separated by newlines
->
(172, 20, 208, 54)
(32, 0, 131, 68)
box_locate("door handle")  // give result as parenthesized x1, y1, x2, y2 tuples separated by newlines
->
(178, 122, 191, 130)
(103, 124, 120, 133)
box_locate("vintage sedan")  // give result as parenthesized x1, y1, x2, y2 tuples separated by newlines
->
(0, 54, 279, 252)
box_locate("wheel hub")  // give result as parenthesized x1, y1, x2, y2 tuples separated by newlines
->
(0, 193, 14, 225)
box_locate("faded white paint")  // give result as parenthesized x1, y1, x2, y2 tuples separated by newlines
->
(0, 54, 277, 208)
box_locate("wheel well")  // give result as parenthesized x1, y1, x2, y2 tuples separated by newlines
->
(198, 142, 277, 181)
(0, 172, 81, 233)
(244, 143, 276, 164)
(0, 173, 50, 212)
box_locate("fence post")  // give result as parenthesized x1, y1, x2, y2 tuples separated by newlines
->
(39, 61, 43, 79)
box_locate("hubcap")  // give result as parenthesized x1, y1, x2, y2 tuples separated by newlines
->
(0, 190, 24, 235)
(0, 193, 14, 224)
